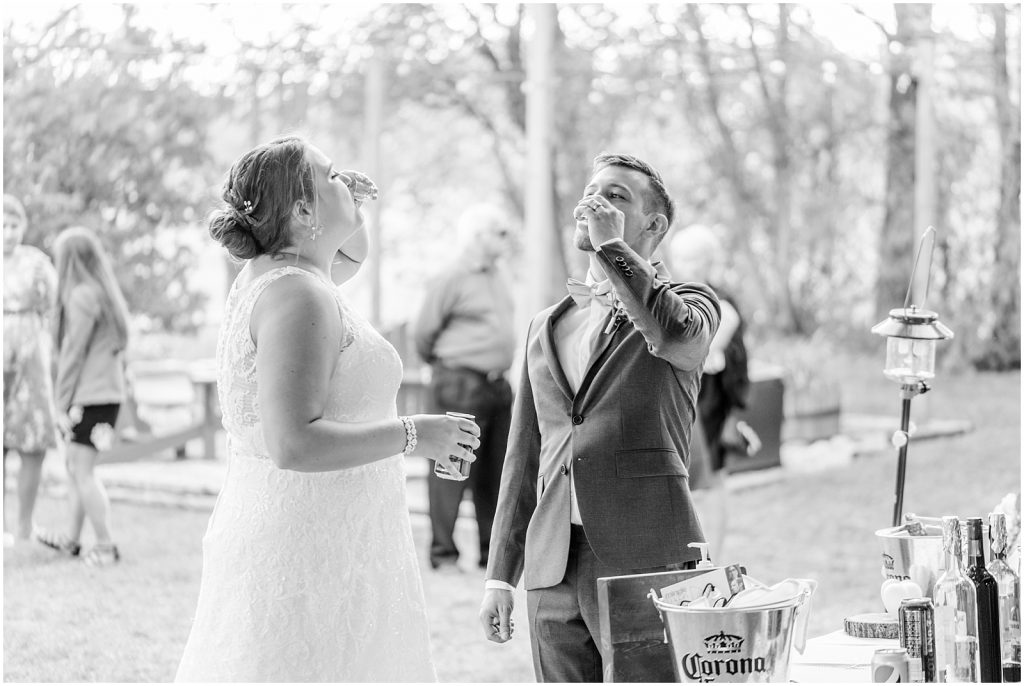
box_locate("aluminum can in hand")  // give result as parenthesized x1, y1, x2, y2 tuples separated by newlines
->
(434, 411, 474, 481)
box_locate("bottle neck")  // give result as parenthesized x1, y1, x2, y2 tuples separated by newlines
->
(967, 535, 985, 567)
(946, 546, 964, 573)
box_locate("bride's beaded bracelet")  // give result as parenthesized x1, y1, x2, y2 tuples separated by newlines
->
(399, 416, 417, 455)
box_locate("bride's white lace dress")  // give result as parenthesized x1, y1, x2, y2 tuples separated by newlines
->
(176, 266, 436, 682)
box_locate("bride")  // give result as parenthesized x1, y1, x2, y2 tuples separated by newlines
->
(175, 136, 479, 682)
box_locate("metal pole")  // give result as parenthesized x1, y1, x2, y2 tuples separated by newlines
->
(892, 394, 914, 527)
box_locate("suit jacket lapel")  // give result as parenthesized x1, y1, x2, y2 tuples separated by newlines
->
(577, 308, 622, 400)
(539, 296, 576, 401)
(576, 262, 670, 399)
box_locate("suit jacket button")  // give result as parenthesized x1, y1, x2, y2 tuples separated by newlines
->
(571, 414, 584, 425)
(615, 256, 626, 263)
(560, 464, 569, 475)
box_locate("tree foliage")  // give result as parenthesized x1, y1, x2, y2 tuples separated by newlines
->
(3, 3, 1018, 370)
(4, 5, 218, 332)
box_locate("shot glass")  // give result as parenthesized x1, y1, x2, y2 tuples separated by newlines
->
(434, 411, 475, 481)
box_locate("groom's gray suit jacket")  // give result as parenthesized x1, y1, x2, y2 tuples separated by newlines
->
(487, 239, 721, 591)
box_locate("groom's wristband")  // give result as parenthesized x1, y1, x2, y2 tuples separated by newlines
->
(485, 579, 515, 592)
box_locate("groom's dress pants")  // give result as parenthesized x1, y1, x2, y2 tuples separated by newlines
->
(427, 365, 512, 569)
(527, 525, 697, 682)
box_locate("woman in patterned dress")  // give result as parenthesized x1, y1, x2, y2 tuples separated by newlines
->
(3, 194, 59, 546)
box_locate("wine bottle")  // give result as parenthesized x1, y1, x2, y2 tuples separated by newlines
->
(966, 516, 1002, 682)
(933, 516, 979, 682)
(989, 512, 1022, 682)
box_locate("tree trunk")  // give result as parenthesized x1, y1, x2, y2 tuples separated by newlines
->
(765, 6, 805, 334)
(875, 4, 929, 321)
(976, 4, 1021, 370)
(682, 5, 775, 322)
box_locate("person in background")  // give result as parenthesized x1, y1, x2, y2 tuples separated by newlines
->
(479, 153, 720, 681)
(2, 194, 59, 547)
(670, 224, 760, 563)
(34, 226, 130, 566)
(412, 203, 516, 573)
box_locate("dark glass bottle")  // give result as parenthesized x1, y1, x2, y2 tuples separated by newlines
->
(966, 517, 1001, 682)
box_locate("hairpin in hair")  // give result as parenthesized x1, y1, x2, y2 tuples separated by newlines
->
(242, 199, 254, 214)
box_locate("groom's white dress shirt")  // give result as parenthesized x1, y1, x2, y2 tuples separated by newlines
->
(554, 275, 614, 526)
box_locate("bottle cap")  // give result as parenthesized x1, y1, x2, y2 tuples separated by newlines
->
(989, 512, 1008, 555)
(966, 517, 984, 538)
(941, 516, 961, 555)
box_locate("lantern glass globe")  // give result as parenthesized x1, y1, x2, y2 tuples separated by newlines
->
(882, 336, 937, 384)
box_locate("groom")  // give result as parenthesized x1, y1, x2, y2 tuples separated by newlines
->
(478, 153, 721, 682)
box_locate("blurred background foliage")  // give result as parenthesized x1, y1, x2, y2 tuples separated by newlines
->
(3, 3, 1020, 371)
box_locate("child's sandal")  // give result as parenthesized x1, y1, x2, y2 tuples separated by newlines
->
(34, 529, 81, 557)
(83, 543, 120, 567)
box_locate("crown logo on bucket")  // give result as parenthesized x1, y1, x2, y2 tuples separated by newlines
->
(705, 632, 744, 653)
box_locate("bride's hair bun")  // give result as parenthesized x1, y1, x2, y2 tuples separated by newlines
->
(208, 136, 316, 261)
(209, 206, 261, 261)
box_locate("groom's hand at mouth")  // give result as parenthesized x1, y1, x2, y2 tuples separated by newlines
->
(479, 589, 515, 643)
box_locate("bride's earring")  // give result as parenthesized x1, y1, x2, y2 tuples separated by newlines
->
(310, 224, 323, 241)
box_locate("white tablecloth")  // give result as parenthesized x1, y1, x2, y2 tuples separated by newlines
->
(789, 630, 899, 682)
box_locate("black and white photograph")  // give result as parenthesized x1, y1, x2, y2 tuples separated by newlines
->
(3, 2, 1020, 683)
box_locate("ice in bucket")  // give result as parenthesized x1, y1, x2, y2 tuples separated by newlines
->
(652, 579, 816, 683)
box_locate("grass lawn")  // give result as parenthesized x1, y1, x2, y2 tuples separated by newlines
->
(4, 362, 1020, 683)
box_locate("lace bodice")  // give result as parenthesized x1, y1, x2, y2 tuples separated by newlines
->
(216, 265, 404, 459)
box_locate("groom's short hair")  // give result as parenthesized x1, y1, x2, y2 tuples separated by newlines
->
(592, 153, 675, 229)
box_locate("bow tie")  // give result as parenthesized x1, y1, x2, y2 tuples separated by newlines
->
(566, 277, 614, 308)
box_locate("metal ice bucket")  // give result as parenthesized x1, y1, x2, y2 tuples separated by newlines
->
(875, 519, 988, 598)
(875, 524, 945, 597)
(652, 589, 813, 683)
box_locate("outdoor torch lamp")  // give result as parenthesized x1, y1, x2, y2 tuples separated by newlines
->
(873, 307, 953, 386)
(871, 227, 954, 527)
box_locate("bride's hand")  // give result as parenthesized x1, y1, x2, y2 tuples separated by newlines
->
(407, 414, 480, 467)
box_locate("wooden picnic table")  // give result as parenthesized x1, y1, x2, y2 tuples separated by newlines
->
(105, 360, 220, 463)
(104, 361, 429, 463)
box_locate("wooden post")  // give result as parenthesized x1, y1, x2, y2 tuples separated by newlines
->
(911, 7, 935, 309)
(363, 54, 385, 326)
(522, 4, 558, 333)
